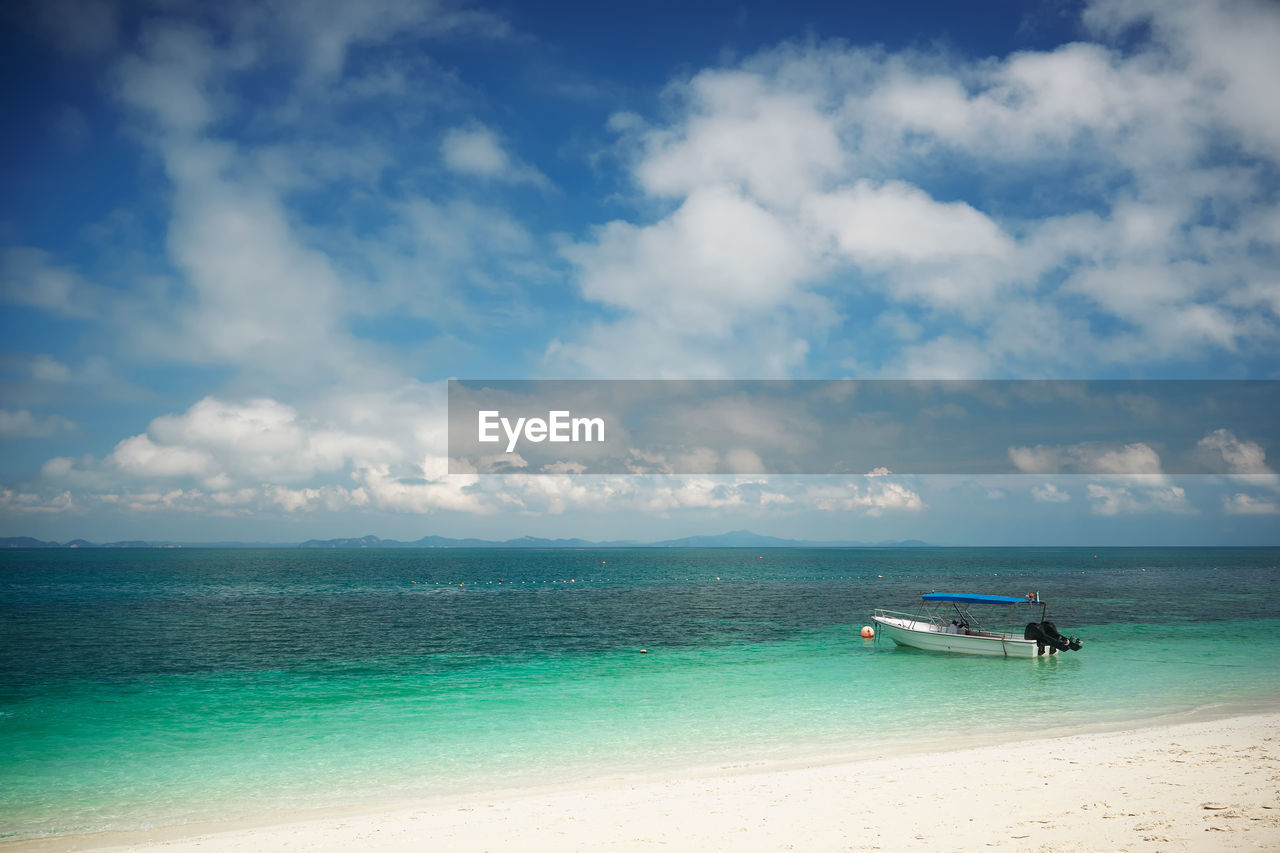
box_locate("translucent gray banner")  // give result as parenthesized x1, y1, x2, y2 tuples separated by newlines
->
(447, 380, 1277, 476)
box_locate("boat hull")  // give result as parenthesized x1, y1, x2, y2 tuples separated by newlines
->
(872, 615, 1044, 658)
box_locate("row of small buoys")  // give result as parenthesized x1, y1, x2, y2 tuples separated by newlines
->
(410, 575, 898, 585)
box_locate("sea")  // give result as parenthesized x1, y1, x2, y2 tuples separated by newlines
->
(2, 546, 1279, 841)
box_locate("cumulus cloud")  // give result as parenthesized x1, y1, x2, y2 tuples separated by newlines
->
(1223, 493, 1279, 515)
(6, 0, 1278, 540)
(110, 434, 217, 479)
(101, 17, 385, 386)
(34, 390, 456, 515)
(634, 69, 844, 207)
(555, 0, 1280, 378)
(1196, 428, 1273, 476)
(1009, 442, 1164, 475)
(16, 389, 928, 523)
(135, 397, 403, 484)
(567, 185, 811, 334)
(0, 488, 74, 514)
(81, 4, 537, 396)
(1031, 482, 1071, 503)
(808, 478, 925, 515)
(440, 126, 501, 175)
(808, 181, 1012, 265)
(1086, 481, 1194, 515)
(556, 181, 833, 376)
(441, 124, 548, 186)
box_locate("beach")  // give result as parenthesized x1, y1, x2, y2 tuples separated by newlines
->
(14, 711, 1277, 852)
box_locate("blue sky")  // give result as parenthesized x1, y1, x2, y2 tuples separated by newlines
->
(1, 0, 1278, 544)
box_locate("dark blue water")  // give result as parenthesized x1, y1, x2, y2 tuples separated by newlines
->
(2, 547, 1279, 839)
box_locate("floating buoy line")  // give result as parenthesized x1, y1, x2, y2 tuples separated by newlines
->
(408, 574, 909, 586)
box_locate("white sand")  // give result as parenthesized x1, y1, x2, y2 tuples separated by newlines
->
(15, 712, 1280, 852)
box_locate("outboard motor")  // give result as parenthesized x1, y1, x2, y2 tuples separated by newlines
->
(1024, 621, 1083, 654)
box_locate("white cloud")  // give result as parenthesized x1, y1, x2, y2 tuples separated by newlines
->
(1084, 0, 1280, 157)
(810, 478, 925, 515)
(807, 181, 1013, 266)
(0, 247, 101, 318)
(0, 488, 74, 514)
(441, 124, 549, 186)
(1086, 481, 1194, 515)
(162, 164, 363, 378)
(1197, 428, 1272, 475)
(1031, 482, 1071, 503)
(36, 389, 430, 500)
(569, 185, 809, 327)
(105, 19, 383, 385)
(1009, 442, 1164, 476)
(265, 0, 512, 81)
(19, 404, 939, 521)
(545, 311, 821, 379)
(556, 0, 1280, 378)
(353, 459, 486, 514)
(8, 0, 1280, 542)
(113, 24, 220, 135)
(557, 182, 833, 376)
(0, 409, 76, 439)
(110, 434, 216, 479)
(29, 355, 72, 383)
(361, 197, 546, 325)
(1223, 493, 1279, 515)
(442, 125, 508, 175)
(887, 336, 994, 380)
(9, 353, 149, 405)
(635, 69, 844, 207)
(89, 8, 558, 397)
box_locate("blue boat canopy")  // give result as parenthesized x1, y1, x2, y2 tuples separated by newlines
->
(922, 593, 1030, 605)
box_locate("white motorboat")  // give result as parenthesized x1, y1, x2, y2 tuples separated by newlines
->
(872, 592, 1083, 658)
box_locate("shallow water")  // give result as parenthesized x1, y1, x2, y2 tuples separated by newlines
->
(2, 547, 1278, 839)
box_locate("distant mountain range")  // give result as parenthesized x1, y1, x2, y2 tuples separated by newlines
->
(1, 530, 929, 549)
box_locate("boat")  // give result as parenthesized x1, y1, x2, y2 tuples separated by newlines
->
(872, 592, 1083, 658)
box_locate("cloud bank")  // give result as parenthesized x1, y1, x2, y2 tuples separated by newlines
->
(1, 0, 1277, 540)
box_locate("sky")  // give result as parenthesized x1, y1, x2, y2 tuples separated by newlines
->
(1, 0, 1278, 545)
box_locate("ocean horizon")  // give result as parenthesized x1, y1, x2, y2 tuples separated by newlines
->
(3, 545, 1279, 841)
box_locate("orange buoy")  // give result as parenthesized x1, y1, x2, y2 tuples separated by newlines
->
(861, 626, 875, 638)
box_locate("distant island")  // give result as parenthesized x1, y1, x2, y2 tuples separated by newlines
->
(1, 530, 930, 549)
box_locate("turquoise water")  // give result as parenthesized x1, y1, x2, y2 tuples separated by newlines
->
(2, 547, 1279, 839)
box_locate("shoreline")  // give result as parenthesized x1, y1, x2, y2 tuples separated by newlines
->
(10, 708, 1279, 852)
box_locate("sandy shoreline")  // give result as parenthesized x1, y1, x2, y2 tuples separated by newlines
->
(10, 711, 1280, 852)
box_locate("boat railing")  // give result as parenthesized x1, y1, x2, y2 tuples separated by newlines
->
(873, 608, 950, 631)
